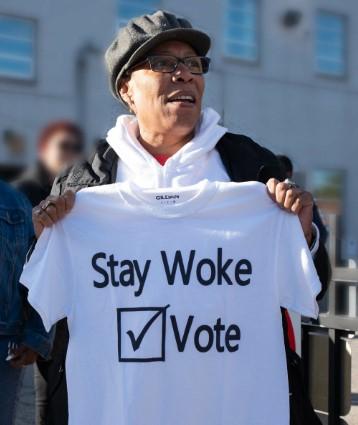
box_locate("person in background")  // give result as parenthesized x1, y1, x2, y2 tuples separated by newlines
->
(0, 180, 51, 425)
(13, 121, 84, 425)
(14, 121, 84, 208)
(277, 155, 328, 245)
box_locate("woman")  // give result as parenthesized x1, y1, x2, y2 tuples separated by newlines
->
(30, 10, 329, 425)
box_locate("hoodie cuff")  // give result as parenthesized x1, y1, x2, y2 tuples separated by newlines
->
(309, 223, 320, 258)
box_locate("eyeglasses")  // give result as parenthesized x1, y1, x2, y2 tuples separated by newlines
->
(127, 55, 211, 75)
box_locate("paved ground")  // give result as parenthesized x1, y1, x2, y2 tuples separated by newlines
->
(14, 338, 358, 425)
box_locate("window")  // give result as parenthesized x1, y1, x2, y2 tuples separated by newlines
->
(224, 0, 258, 62)
(0, 15, 35, 80)
(117, 0, 160, 28)
(315, 12, 346, 77)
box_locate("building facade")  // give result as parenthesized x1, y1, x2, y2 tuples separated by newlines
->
(0, 0, 357, 262)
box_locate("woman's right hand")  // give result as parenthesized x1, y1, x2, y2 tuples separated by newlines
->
(32, 191, 76, 238)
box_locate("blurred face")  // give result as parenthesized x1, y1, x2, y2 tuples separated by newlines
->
(119, 40, 205, 140)
(39, 130, 83, 176)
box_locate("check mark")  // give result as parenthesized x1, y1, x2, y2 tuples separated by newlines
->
(117, 304, 170, 362)
(126, 305, 169, 352)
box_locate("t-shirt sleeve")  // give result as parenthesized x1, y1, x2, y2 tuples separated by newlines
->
(20, 223, 75, 332)
(275, 212, 322, 318)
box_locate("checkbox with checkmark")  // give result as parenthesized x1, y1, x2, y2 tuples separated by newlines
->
(117, 305, 170, 362)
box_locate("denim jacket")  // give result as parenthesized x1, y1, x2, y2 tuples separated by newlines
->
(0, 180, 51, 359)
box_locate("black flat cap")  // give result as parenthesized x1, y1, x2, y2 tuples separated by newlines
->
(105, 10, 211, 101)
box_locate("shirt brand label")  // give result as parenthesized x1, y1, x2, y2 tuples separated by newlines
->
(155, 194, 180, 200)
(154, 193, 180, 205)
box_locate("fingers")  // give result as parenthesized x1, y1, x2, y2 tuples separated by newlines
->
(9, 346, 38, 368)
(40, 197, 59, 223)
(266, 179, 313, 214)
(9, 345, 27, 369)
(21, 351, 38, 366)
(291, 191, 314, 214)
(291, 196, 302, 214)
(63, 190, 76, 213)
(53, 191, 75, 221)
(265, 178, 279, 202)
(33, 202, 54, 226)
(32, 191, 76, 238)
(10, 354, 26, 368)
(283, 187, 302, 210)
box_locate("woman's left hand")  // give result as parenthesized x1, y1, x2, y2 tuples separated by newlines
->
(266, 178, 314, 246)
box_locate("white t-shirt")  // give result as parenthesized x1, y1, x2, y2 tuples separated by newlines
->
(20, 180, 321, 425)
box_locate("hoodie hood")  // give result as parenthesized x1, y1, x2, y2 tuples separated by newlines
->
(106, 107, 229, 188)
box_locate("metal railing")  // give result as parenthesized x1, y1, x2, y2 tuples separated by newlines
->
(302, 214, 358, 424)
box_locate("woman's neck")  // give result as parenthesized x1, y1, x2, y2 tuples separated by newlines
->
(137, 127, 195, 157)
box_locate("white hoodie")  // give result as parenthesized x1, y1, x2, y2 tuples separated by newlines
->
(106, 107, 230, 188)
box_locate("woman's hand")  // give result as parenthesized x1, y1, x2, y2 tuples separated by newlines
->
(9, 345, 38, 368)
(266, 178, 314, 246)
(32, 191, 76, 239)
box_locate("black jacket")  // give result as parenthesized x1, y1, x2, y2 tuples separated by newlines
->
(13, 162, 53, 207)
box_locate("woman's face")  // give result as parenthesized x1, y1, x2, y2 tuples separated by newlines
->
(120, 40, 205, 138)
